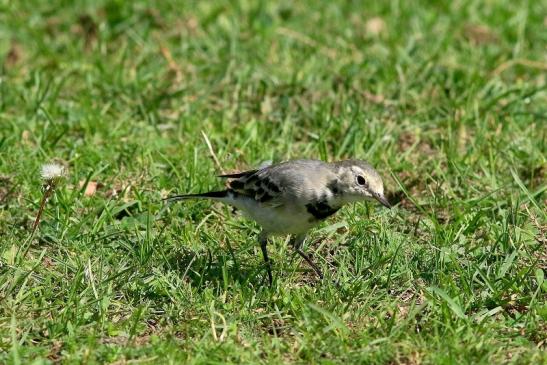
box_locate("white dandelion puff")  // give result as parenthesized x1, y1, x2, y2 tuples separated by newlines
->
(40, 163, 66, 182)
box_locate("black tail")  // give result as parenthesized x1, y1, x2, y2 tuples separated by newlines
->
(218, 169, 257, 179)
(163, 190, 229, 202)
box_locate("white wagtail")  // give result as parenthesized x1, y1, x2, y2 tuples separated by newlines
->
(166, 159, 391, 284)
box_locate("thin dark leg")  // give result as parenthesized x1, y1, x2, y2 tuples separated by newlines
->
(259, 232, 273, 285)
(295, 249, 324, 280)
(291, 234, 324, 280)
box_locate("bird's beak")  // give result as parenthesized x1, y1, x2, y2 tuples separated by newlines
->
(373, 193, 391, 208)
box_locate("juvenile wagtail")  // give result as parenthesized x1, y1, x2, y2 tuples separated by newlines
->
(166, 159, 391, 284)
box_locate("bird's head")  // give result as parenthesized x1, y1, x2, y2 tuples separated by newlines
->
(333, 160, 391, 208)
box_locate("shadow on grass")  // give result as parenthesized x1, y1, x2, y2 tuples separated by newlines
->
(166, 247, 271, 289)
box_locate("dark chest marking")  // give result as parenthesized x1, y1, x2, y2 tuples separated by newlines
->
(326, 179, 340, 195)
(306, 200, 339, 221)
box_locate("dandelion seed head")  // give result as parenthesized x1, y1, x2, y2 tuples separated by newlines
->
(40, 163, 66, 182)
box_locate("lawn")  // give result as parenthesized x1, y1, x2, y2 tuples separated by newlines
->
(0, 0, 546, 364)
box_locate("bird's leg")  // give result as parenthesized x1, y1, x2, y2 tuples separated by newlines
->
(290, 234, 324, 280)
(258, 231, 273, 285)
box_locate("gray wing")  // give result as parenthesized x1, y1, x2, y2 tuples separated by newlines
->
(223, 160, 335, 207)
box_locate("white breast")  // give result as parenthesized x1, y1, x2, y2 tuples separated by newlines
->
(228, 195, 317, 235)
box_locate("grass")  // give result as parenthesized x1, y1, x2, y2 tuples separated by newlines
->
(0, 0, 546, 363)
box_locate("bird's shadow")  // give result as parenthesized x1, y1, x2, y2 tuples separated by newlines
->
(169, 249, 357, 295)
(165, 247, 272, 289)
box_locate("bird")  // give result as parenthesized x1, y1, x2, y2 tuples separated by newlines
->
(165, 159, 391, 284)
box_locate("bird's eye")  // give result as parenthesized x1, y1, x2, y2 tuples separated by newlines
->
(356, 175, 366, 186)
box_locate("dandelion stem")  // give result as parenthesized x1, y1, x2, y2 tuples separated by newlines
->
(18, 184, 54, 262)
(31, 184, 54, 236)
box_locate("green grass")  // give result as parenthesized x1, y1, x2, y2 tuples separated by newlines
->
(1, 0, 546, 363)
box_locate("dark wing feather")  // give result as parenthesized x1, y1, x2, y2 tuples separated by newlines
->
(222, 169, 284, 206)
